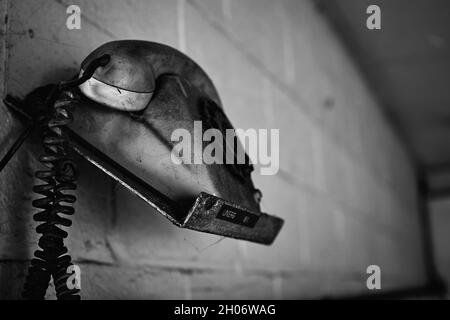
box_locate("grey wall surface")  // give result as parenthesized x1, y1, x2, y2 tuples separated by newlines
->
(0, 0, 427, 299)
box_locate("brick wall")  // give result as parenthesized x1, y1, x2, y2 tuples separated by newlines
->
(430, 199, 450, 297)
(0, 0, 427, 299)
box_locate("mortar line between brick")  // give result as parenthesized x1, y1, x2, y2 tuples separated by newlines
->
(177, 0, 186, 53)
(0, 259, 409, 284)
(104, 180, 120, 265)
(2, 0, 9, 96)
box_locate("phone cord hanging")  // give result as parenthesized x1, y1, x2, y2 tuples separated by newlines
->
(22, 55, 110, 300)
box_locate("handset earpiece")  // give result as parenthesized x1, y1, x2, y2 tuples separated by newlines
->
(61, 54, 111, 89)
(79, 42, 156, 112)
(78, 40, 221, 112)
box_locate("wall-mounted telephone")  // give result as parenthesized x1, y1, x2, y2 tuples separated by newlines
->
(0, 40, 283, 299)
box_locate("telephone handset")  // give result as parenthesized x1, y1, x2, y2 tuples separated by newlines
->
(1, 40, 283, 299)
(72, 40, 283, 237)
(78, 40, 221, 112)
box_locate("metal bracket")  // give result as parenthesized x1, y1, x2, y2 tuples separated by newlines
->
(66, 129, 283, 245)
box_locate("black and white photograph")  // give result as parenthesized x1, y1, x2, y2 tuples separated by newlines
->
(0, 0, 449, 309)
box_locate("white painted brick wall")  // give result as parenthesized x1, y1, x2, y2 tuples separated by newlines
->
(0, 0, 427, 299)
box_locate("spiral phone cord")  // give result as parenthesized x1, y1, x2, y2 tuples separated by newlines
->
(20, 54, 110, 300)
(22, 89, 80, 300)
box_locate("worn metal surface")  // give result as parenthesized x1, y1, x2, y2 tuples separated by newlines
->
(70, 72, 284, 244)
(64, 131, 283, 244)
(71, 40, 283, 244)
(185, 193, 283, 245)
(79, 40, 221, 112)
(6, 40, 284, 244)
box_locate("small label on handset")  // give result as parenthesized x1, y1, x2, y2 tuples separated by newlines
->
(216, 204, 259, 228)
